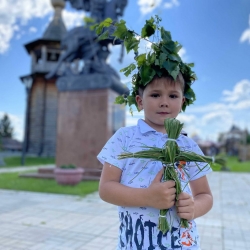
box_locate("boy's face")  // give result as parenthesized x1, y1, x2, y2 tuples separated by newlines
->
(136, 78, 185, 133)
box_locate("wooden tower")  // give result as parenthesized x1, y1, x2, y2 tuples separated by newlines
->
(20, 0, 67, 157)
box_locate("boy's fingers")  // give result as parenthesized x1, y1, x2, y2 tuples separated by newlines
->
(153, 169, 176, 186)
(152, 169, 164, 182)
(165, 180, 176, 187)
(178, 192, 190, 199)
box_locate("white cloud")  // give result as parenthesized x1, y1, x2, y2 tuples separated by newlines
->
(200, 111, 234, 140)
(240, 29, 250, 43)
(0, 0, 52, 53)
(62, 9, 85, 29)
(232, 100, 250, 110)
(178, 47, 188, 62)
(187, 102, 227, 114)
(0, 0, 86, 54)
(183, 79, 250, 141)
(137, 0, 180, 14)
(29, 27, 37, 33)
(178, 113, 196, 124)
(222, 79, 250, 102)
(164, 0, 180, 9)
(201, 110, 232, 125)
(240, 14, 250, 44)
(137, 0, 162, 15)
(0, 24, 14, 52)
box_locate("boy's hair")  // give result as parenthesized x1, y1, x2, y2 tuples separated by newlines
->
(137, 73, 185, 97)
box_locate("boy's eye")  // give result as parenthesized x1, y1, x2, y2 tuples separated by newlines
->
(150, 94, 160, 98)
(169, 94, 178, 99)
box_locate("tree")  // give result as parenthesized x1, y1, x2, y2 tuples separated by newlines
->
(0, 113, 14, 138)
(247, 132, 250, 144)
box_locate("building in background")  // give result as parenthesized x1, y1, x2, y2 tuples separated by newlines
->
(218, 125, 250, 161)
(20, 0, 67, 157)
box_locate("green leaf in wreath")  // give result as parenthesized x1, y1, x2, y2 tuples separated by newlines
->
(162, 41, 176, 53)
(160, 45, 170, 55)
(169, 66, 180, 81)
(97, 30, 109, 41)
(168, 53, 181, 62)
(159, 53, 168, 67)
(84, 16, 95, 25)
(115, 95, 126, 104)
(154, 67, 163, 77)
(95, 24, 103, 35)
(151, 43, 160, 52)
(90, 23, 98, 31)
(155, 58, 160, 66)
(127, 95, 135, 106)
(131, 73, 138, 85)
(141, 17, 156, 38)
(162, 60, 179, 73)
(124, 37, 140, 53)
(120, 63, 136, 76)
(140, 64, 156, 85)
(94, 17, 113, 35)
(147, 52, 156, 65)
(113, 20, 129, 40)
(187, 63, 194, 68)
(184, 87, 196, 101)
(100, 18, 113, 28)
(136, 53, 146, 66)
(175, 44, 182, 53)
(192, 73, 197, 80)
(160, 27, 172, 42)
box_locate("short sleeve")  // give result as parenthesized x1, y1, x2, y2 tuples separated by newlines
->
(97, 128, 127, 170)
(188, 142, 213, 181)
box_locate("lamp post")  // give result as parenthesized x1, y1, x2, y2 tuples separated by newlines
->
(21, 76, 33, 166)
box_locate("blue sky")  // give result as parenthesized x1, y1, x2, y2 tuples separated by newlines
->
(0, 0, 250, 142)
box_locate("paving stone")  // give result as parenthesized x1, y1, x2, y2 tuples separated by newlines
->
(0, 171, 249, 249)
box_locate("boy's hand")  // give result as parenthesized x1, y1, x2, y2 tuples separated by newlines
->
(176, 192, 195, 221)
(146, 169, 176, 210)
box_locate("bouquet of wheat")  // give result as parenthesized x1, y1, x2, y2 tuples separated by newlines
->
(118, 118, 225, 234)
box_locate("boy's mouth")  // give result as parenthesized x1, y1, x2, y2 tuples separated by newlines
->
(157, 112, 170, 115)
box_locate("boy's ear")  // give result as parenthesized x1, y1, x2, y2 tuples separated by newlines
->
(135, 95, 143, 111)
(182, 97, 186, 105)
(181, 97, 186, 111)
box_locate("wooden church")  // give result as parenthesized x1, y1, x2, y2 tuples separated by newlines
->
(20, 0, 67, 157)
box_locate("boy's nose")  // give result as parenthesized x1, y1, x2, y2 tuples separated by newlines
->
(160, 103, 168, 107)
(160, 98, 169, 107)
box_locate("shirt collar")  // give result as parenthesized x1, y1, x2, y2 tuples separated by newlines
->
(137, 119, 187, 137)
(137, 119, 159, 134)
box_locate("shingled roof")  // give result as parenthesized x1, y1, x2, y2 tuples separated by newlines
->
(43, 0, 67, 41)
(43, 17, 67, 41)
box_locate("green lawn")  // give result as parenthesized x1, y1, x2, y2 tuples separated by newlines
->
(3, 156, 249, 172)
(226, 156, 250, 172)
(3, 156, 55, 167)
(211, 156, 250, 172)
(0, 155, 249, 196)
(0, 172, 99, 196)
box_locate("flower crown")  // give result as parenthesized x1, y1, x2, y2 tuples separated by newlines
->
(94, 15, 197, 114)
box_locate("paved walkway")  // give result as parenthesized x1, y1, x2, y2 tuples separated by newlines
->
(0, 169, 250, 250)
(0, 165, 54, 174)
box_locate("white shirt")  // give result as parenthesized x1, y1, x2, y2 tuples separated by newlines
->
(97, 119, 212, 250)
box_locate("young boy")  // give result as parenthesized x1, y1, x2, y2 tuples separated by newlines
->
(97, 73, 213, 249)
